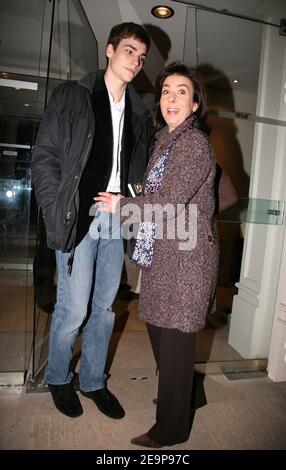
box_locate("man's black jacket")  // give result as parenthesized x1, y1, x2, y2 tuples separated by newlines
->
(31, 71, 154, 252)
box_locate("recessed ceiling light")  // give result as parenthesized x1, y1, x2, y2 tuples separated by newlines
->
(23, 103, 32, 107)
(5, 190, 15, 199)
(232, 79, 240, 84)
(151, 6, 174, 19)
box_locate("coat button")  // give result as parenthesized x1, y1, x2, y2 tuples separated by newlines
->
(208, 234, 213, 242)
(74, 175, 79, 180)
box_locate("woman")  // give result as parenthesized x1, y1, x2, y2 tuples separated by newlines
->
(95, 62, 219, 447)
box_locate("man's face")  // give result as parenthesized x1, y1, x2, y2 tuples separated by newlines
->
(106, 36, 147, 84)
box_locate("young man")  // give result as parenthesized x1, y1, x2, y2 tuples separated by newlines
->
(32, 23, 153, 419)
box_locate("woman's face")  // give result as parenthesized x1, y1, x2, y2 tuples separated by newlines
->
(160, 74, 199, 132)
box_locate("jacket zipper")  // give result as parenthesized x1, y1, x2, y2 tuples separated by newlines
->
(64, 133, 93, 225)
(66, 132, 93, 275)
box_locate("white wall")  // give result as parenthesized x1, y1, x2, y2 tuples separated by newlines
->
(230, 25, 286, 371)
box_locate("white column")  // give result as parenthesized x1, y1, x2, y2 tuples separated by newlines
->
(268, 61, 286, 381)
(268, 223, 286, 381)
(229, 25, 286, 367)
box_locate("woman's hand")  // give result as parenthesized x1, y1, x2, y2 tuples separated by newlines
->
(94, 192, 124, 214)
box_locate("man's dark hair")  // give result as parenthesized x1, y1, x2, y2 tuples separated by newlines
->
(154, 61, 209, 131)
(106, 22, 151, 53)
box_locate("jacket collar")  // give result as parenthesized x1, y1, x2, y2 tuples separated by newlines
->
(78, 71, 149, 119)
(155, 114, 198, 144)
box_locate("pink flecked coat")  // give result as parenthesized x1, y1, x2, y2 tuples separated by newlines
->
(120, 116, 219, 333)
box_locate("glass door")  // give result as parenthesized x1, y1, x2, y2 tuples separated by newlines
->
(0, 0, 46, 385)
(183, 6, 286, 372)
(0, 0, 98, 387)
(29, 0, 98, 388)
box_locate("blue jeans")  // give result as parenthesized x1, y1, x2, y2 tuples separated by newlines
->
(44, 209, 124, 391)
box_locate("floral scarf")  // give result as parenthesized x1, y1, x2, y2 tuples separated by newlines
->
(132, 117, 197, 268)
(132, 114, 200, 269)
(131, 144, 171, 268)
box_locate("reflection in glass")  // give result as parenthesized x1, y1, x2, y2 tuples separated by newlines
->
(0, 0, 97, 385)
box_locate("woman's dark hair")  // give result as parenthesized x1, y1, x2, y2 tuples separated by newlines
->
(154, 61, 209, 132)
(106, 22, 151, 53)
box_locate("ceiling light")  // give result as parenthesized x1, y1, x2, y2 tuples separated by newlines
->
(5, 190, 15, 199)
(151, 6, 174, 19)
(23, 103, 32, 107)
(232, 79, 240, 84)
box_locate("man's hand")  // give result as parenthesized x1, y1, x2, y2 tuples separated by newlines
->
(94, 192, 124, 213)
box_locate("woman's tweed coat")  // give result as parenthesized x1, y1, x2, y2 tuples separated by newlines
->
(121, 116, 219, 333)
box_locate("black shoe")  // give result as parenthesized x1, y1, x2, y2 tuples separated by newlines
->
(48, 382, 83, 418)
(80, 387, 125, 419)
(119, 290, 139, 300)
